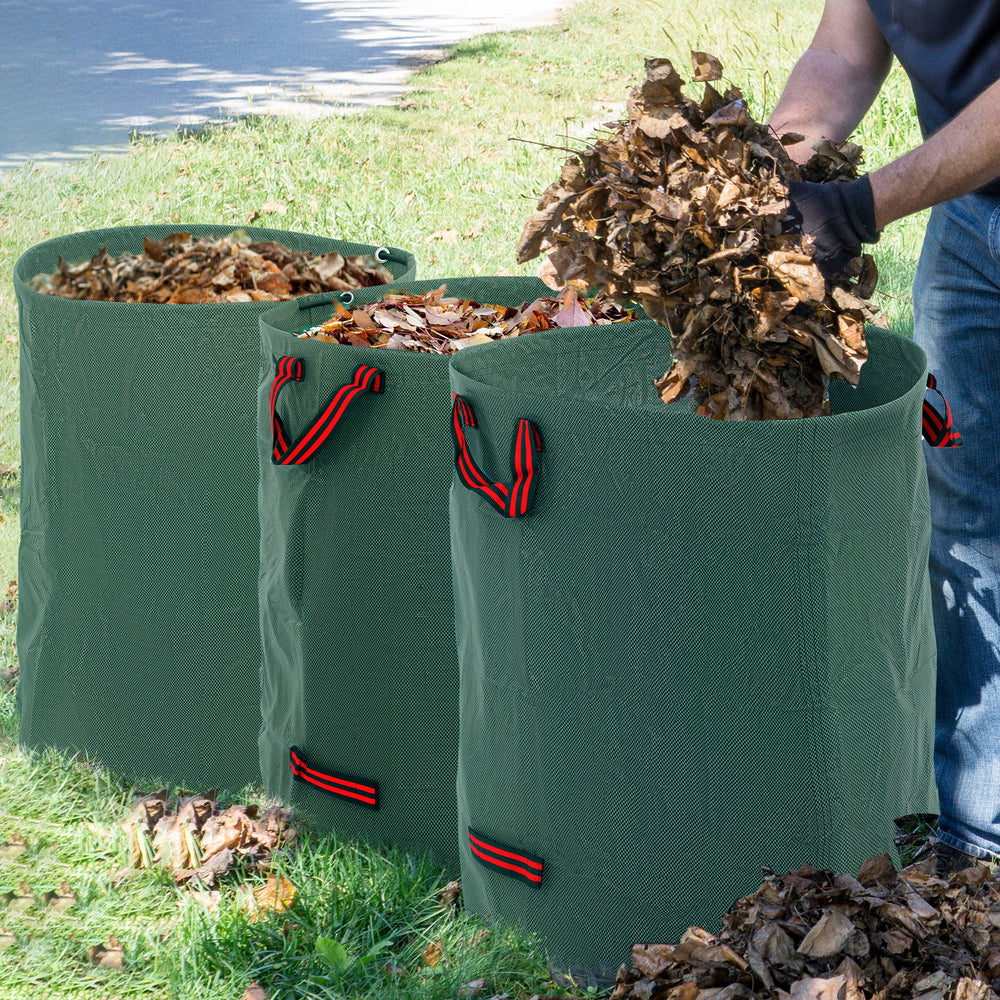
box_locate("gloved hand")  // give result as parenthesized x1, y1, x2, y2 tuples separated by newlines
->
(784, 175, 880, 278)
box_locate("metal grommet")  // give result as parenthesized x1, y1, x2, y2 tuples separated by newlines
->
(374, 246, 391, 263)
(339, 291, 355, 307)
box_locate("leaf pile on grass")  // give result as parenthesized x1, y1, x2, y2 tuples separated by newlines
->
(120, 789, 296, 887)
(297, 284, 637, 352)
(30, 230, 395, 303)
(615, 852, 1000, 1000)
(517, 53, 878, 421)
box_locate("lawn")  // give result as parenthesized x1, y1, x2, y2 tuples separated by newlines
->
(0, 1, 927, 997)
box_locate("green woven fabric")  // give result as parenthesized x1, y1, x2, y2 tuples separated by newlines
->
(257, 277, 655, 869)
(14, 225, 415, 789)
(449, 324, 938, 983)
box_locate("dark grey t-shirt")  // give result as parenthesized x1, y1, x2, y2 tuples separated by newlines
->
(867, 0, 1000, 191)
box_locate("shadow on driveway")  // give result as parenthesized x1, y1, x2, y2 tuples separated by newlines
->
(0, 0, 565, 167)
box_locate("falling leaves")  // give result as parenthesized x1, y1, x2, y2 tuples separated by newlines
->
(119, 789, 296, 886)
(298, 285, 637, 353)
(30, 231, 396, 303)
(517, 52, 878, 421)
(612, 853, 1000, 1000)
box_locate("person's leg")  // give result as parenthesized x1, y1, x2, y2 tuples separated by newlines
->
(913, 191, 1000, 860)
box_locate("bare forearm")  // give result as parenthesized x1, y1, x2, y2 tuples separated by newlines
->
(768, 0, 892, 163)
(870, 76, 1000, 228)
(770, 48, 887, 161)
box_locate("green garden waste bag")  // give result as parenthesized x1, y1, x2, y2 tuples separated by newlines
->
(448, 324, 943, 984)
(14, 225, 414, 790)
(257, 277, 652, 869)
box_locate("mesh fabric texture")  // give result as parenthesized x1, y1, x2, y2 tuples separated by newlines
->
(448, 324, 938, 983)
(257, 277, 652, 870)
(14, 225, 415, 790)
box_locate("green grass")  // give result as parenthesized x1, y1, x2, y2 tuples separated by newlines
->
(0, 1, 929, 996)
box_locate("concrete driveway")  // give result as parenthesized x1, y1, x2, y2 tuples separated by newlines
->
(0, 0, 568, 168)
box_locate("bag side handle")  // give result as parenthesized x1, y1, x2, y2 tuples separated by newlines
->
(269, 356, 384, 465)
(923, 373, 962, 448)
(451, 394, 542, 517)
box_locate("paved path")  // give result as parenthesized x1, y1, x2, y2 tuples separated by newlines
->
(0, 0, 568, 168)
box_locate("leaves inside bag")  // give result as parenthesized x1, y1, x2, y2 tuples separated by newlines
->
(29, 230, 396, 303)
(297, 284, 637, 353)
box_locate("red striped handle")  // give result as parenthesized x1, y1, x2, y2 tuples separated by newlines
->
(467, 828, 544, 885)
(451, 395, 542, 517)
(289, 746, 379, 810)
(923, 374, 962, 448)
(270, 357, 384, 465)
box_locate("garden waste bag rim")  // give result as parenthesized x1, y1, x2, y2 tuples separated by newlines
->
(448, 323, 929, 442)
(13, 223, 416, 308)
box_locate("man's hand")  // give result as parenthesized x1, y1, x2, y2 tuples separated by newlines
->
(785, 175, 880, 278)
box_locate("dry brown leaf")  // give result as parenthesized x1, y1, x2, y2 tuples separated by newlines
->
(955, 978, 993, 1000)
(858, 854, 897, 885)
(0, 833, 26, 858)
(178, 846, 235, 887)
(788, 976, 848, 1000)
(40, 882, 76, 911)
(6, 883, 33, 913)
(798, 909, 858, 959)
(422, 939, 444, 968)
(241, 985, 271, 1000)
(632, 942, 678, 978)
(88, 935, 125, 970)
(247, 874, 297, 920)
(691, 51, 724, 82)
(440, 879, 463, 910)
(152, 813, 197, 873)
(190, 888, 222, 911)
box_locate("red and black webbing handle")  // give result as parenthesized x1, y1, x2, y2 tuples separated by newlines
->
(451, 394, 543, 517)
(923, 374, 962, 448)
(289, 746, 379, 810)
(467, 828, 544, 885)
(270, 356, 384, 465)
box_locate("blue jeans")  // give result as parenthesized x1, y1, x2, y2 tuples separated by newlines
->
(913, 191, 1000, 859)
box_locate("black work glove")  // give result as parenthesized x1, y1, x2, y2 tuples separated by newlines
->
(785, 175, 880, 278)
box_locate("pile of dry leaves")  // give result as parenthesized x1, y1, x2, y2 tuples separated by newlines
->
(517, 53, 878, 420)
(120, 788, 296, 887)
(616, 853, 1000, 1000)
(298, 284, 636, 353)
(30, 230, 395, 303)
